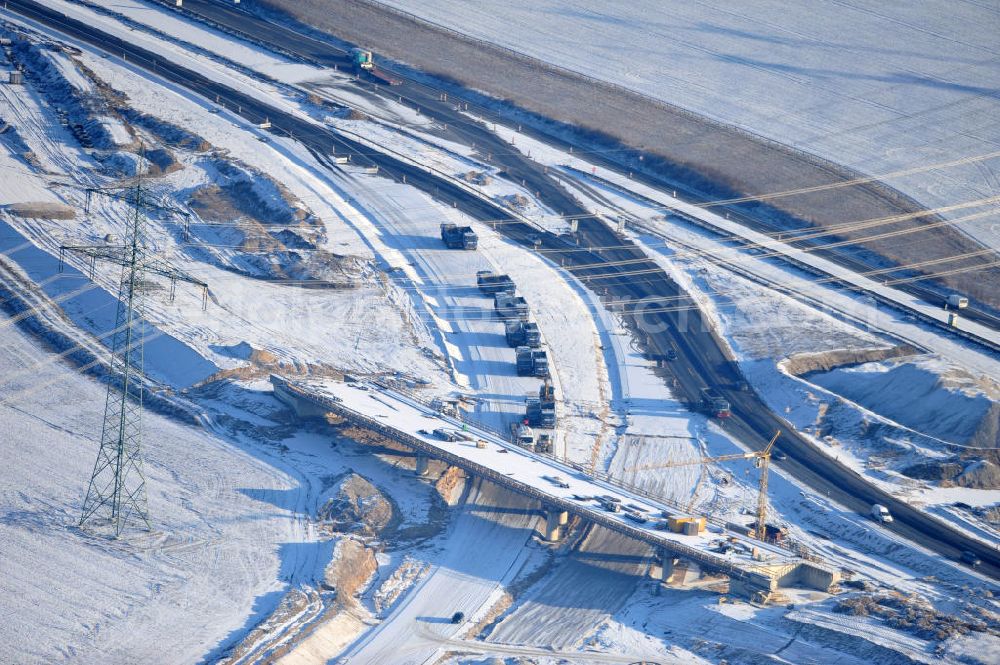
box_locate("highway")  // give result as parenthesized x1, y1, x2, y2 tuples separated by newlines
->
(5, 0, 998, 579)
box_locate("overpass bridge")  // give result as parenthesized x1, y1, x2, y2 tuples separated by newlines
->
(270, 375, 839, 600)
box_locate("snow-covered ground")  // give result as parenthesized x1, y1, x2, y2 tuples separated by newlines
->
(380, 0, 1000, 252)
(0, 307, 289, 663)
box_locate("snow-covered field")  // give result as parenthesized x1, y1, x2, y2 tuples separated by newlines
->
(379, 0, 1000, 252)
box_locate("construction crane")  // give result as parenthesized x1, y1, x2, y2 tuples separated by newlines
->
(625, 430, 781, 542)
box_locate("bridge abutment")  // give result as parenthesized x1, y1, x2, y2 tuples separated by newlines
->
(415, 453, 430, 476)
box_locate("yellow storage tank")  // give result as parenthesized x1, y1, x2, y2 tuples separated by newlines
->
(668, 516, 706, 534)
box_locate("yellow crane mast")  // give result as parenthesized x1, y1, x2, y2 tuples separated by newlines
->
(625, 430, 781, 542)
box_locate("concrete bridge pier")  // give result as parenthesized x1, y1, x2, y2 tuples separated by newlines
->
(652, 550, 702, 586)
(415, 453, 430, 476)
(543, 508, 568, 541)
(652, 551, 680, 583)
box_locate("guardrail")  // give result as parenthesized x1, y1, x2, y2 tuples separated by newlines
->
(273, 376, 787, 580)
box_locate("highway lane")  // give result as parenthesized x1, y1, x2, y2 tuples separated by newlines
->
(7, 0, 997, 579)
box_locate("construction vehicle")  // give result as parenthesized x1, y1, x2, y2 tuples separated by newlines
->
(494, 291, 529, 320)
(515, 346, 534, 376)
(525, 397, 555, 428)
(624, 510, 648, 524)
(700, 387, 731, 418)
(433, 428, 464, 442)
(525, 379, 556, 427)
(626, 430, 781, 543)
(539, 379, 555, 408)
(512, 423, 535, 449)
(531, 350, 549, 378)
(505, 320, 541, 347)
(477, 271, 515, 295)
(535, 433, 553, 454)
(350, 47, 374, 71)
(598, 497, 622, 513)
(440, 223, 478, 249)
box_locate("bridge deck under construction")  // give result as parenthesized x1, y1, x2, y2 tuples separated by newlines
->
(270, 375, 841, 593)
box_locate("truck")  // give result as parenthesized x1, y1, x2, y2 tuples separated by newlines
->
(433, 428, 464, 442)
(515, 346, 535, 376)
(494, 291, 529, 320)
(535, 433, 553, 454)
(624, 510, 648, 524)
(476, 271, 515, 295)
(871, 504, 893, 523)
(350, 47, 374, 71)
(946, 294, 969, 309)
(523, 322, 541, 347)
(700, 388, 731, 418)
(440, 223, 478, 250)
(531, 350, 550, 378)
(505, 320, 541, 347)
(525, 396, 555, 428)
(512, 423, 535, 449)
(598, 497, 622, 513)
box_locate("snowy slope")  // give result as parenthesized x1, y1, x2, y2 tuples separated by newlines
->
(0, 311, 293, 664)
(379, 0, 1000, 251)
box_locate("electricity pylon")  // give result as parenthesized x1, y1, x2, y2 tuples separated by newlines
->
(65, 151, 208, 537)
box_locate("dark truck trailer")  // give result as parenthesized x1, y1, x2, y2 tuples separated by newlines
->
(515, 346, 535, 376)
(440, 223, 478, 249)
(531, 350, 550, 378)
(494, 292, 529, 320)
(504, 320, 541, 347)
(700, 387, 731, 418)
(477, 271, 515, 295)
(525, 397, 556, 428)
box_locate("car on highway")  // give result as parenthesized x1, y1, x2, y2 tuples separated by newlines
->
(543, 475, 570, 489)
(961, 550, 982, 567)
(871, 504, 893, 523)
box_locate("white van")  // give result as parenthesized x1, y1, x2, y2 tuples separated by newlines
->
(871, 504, 893, 523)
